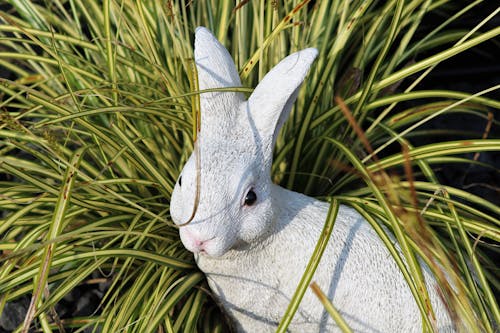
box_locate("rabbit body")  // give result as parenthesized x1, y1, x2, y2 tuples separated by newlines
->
(196, 186, 452, 332)
(170, 27, 454, 332)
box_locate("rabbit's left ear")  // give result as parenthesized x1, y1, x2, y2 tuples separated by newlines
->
(248, 48, 318, 155)
(194, 27, 244, 133)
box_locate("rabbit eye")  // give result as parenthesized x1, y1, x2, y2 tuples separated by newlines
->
(244, 189, 257, 206)
(178, 175, 182, 187)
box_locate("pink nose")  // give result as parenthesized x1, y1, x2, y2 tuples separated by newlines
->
(181, 230, 212, 253)
(192, 238, 207, 252)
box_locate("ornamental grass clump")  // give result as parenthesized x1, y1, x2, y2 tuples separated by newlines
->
(0, 1, 498, 332)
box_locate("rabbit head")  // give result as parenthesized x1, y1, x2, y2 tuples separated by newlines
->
(170, 27, 317, 257)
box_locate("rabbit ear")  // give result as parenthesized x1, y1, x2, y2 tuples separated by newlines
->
(247, 48, 318, 158)
(194, 27, 244, 130)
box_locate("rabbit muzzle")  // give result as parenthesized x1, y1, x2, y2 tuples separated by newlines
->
(179, 227, 226, 257)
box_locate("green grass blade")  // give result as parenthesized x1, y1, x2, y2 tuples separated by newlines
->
(276, 199, 339, 332)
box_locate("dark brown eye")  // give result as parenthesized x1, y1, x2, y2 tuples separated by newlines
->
(244, 189, 257, 206)
(178, 175, 182, 187)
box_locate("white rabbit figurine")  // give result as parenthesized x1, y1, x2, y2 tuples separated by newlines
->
(170, 27, 454, 332)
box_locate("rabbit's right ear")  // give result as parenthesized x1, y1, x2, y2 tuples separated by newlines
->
(194, 27, 244, 131)
(247, 48, 318, 166)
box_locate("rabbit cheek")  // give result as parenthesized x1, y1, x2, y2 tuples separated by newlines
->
(169, 188, 182, 225)
(239, 200, 273, 243)
(169, 184, 192, 226)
